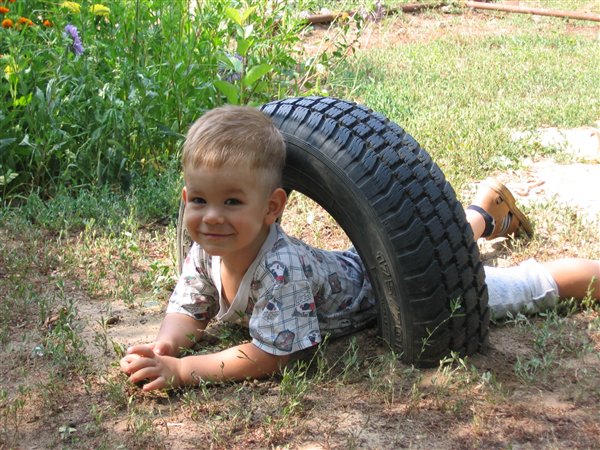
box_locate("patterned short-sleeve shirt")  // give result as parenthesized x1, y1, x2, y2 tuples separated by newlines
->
(167, 224, 377, 356)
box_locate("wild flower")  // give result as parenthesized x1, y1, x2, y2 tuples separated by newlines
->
(18, 17, 34, 26)
(43, 19, 52, 27)
(3, 56, 18, 77)
(64, 24, 84, 56)
(0, 7, 9, 14)
(90, 4, 110, 17)
(61, 1, 81, 13)
(1, 18, 12, 28)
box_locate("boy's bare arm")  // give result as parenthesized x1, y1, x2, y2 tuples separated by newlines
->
(154, 312, 207, 355)
(178, 342, 290, 384)
(124, 342, 290, 391)
(125, 313, 206, 358)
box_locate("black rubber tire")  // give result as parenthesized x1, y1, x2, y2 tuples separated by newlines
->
(177, 96, 489, 367)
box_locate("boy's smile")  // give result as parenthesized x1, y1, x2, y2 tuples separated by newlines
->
(183, 164, 285, 271)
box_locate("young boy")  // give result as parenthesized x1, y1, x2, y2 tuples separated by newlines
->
(120, 106, 600, 391)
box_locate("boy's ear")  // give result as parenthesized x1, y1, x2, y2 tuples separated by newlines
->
(265, 188, 287, 225)
(182, 186, 188, 205)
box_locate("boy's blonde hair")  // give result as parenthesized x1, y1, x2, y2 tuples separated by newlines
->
(182, 105, 286, 190)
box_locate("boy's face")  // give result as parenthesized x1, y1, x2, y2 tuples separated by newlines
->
(183, 163, 285, 267)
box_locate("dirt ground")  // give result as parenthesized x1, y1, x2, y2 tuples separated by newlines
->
(2, 4, 600, 450)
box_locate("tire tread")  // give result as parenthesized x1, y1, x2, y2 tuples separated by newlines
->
(261, 96, 489, 366)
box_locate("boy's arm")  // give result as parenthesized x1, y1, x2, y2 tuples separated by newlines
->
(155, 312, 207, 355)
(127, 313, 207, 357)
(125, 342, 290, 391)
(179, 342, 290, 383)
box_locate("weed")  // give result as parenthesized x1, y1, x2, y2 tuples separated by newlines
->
(283, 192, 352, 250)
(514, 352, 555, 383)
(366, 350, 405, 406)
(588, 316, 600, 332)
(0, 386, 29, 444)
(126, 405, 165, 449)
(279, 362, 312, 418)
(428, 352, 501, 418)
(36, 373, 68, 414)
(419, 297, 463, 359)
(41, 290, 90, 374)
(180, 388, 208, 420)
(339, 336, 362, 382)
(581, 277, 600, 312)
(103, 375, 130, 411)
(140, 260, 174, 295)
(94, 310, 113, 357)
(503, 311, 531, 327)
(307, 334, 366, 383)
(345, 414, 370, 449)
(513, 310, 594, 383)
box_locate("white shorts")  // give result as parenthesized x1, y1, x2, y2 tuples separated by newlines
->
(484, 259, 559, 319)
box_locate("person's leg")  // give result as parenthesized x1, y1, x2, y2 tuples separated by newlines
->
(465, 178, 533, 241)
(465, 208, 486, 240)
(466, 180, 599, 318)
(487, 258, 600, 319)
(543, 258, 600, 300)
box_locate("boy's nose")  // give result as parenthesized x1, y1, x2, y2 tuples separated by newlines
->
(202, 207, 224, 224)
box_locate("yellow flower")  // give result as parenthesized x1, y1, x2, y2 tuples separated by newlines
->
(4, 60, 18, 78)
(90, 4, 110, 17)
(61, 2, 81, 13)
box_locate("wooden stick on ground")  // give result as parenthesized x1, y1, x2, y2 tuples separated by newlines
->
(305, 1, 600, 24)
(464, 1, 600, 23)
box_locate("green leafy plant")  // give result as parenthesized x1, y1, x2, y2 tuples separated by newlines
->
(0, 0, 316, 201)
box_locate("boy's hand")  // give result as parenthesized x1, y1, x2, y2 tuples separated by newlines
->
(120, 344, 182, 391)
(137, 340, 176, 357)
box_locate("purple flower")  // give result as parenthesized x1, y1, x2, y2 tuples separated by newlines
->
(64, 24, 84, 56)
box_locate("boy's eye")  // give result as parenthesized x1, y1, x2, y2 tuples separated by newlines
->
(191, 197, 206, 204)
(224, 198, 242, 206)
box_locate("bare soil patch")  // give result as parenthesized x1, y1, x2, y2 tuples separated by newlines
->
(303, 2, 600, 54)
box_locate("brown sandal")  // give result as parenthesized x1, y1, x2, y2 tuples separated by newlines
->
(468, 177, 533, 240)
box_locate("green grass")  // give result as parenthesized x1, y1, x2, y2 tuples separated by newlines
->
(2, 161, 182, 233)
(329, 18, 600, 188)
